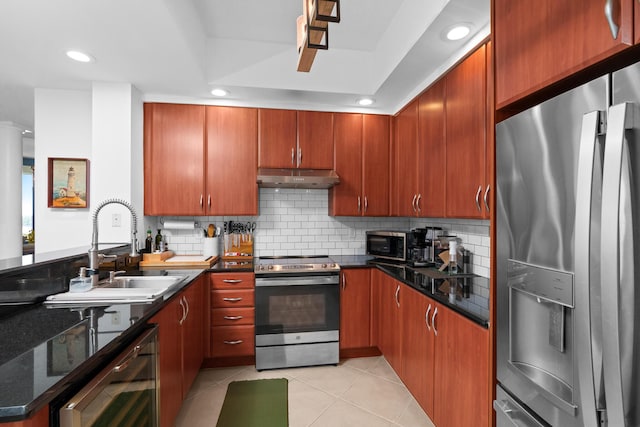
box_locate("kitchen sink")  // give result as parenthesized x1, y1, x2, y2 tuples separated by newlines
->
(44, 275, 187, 305)
(99, 275, 185, 289)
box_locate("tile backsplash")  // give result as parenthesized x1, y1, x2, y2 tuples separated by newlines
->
(153, 188, 491, 278)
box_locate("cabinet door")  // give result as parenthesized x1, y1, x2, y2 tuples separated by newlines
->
(400, 288, 435, 417)
(3, 406, 49, 427)
(297, 111, 334, 169)
(331, 113, 363, 216)
(362, 114, 390, 216)
(339, 268, 371, 350)
(484, 41, 494, 219)
(144, 103, 205, 215)
(394, 100, 419, 217)
(494, 0, 633, 108)
(445, 46, 486, 218)
(379, 276, 402, 374)
(150, 297, 182, 427)
(418, 79, 445, 218)
(433, 305, 490, 427)
(182, 278, 205, 397)
(206, 106, 258, 215)
(258, 109, 297, 168)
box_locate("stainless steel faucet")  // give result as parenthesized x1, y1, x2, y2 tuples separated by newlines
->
(88, 198, 139, 286)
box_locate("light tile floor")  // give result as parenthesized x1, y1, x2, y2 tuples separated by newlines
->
(176, 356, 436, 427)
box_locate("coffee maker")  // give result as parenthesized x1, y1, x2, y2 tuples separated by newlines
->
(407, 228, 429, 267)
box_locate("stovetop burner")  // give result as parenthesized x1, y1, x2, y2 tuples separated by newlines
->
(254, 256, 340, 274)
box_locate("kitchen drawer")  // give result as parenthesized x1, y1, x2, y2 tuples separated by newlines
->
(210, 272, 255, 290)
(212, 307, 255, 326)
(211, 289, 254, 308)
(211, 325, 255, 357)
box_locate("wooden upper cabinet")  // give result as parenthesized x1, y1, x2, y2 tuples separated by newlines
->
(362, 114, 390, 216)
(331, 113, 390, 216)
(258, 108, 297, 168)
(144, 103, 206, 216)
(494, 0, 634, 109)
(394, 100, 419, 217)
(331, 113, 363, 216)
(206, 106, 258, 215)
(445, 45, 487, 219)
(258, 109, 334, 169)
(297, 111, 334, 169)
(417, 78, 446, 218)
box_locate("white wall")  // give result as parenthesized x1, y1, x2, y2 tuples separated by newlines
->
(34, 89, 93, 253)
(34, 85, 144, 254)
(91, 82, 143, 246)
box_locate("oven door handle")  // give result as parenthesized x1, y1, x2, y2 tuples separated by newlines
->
(256, 276, 339, 287)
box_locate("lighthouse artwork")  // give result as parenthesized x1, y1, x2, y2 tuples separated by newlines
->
(48, 158, 89, 208)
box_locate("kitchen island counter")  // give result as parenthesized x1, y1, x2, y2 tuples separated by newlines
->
(0, 267, 204, 423)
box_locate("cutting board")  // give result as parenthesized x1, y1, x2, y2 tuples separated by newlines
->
(140, 252, 217, 268)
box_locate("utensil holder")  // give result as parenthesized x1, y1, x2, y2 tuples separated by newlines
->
(203, 237, 219, 258)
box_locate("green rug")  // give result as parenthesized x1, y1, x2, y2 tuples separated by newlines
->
(216, 378, 289, 427)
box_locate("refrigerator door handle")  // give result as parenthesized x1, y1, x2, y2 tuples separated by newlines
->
(574, 110, 604, 427)
(601, 102, 634, 427)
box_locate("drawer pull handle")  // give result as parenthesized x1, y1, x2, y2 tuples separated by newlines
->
(222, 279, 243, 284)
(223, 340, 244, 345)
(222, 297, 242, 302)
(224, 316, 243, 320)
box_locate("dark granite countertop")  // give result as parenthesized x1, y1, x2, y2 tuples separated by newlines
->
(0, 268, 204, 422)
(375, 264, 490, 328)
(207, 259, 254, 273)
(331, 256, 489, 327)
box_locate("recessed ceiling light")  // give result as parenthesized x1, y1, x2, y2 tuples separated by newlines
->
(445, 24, 471, 41)
(357, 97, 375, 106)
(211, 88, 229, 97)
(66, 50, 95, 63)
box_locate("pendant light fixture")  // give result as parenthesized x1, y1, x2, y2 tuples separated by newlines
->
(297, 0, 340, 72)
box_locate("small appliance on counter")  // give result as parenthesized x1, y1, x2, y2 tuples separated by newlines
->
(365, 230, 409, 262)
(407, 228, 430, 267)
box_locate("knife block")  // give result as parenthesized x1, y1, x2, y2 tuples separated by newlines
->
(222, 234, 254, 260)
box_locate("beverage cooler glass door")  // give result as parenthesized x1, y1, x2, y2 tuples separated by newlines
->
(59, 326, 158, 427)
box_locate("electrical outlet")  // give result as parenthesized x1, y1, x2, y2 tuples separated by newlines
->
(112, 311, 120, 325)
(349, 228, 357, 239)
(112, 213, 121, 227)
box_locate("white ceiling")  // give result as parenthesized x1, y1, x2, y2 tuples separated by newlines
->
(0, 0, 489, 132)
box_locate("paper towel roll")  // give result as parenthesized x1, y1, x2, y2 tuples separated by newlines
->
(163, 220, 196, 230)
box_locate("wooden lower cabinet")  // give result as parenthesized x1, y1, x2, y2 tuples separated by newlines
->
(210, 325, 255, 358)
(210, 272, 255, 361)
(432, 303, 490, 427)
(0, 406, 48, 427)
(373, 272, 402, 373)
(151, 276, 206, 427)
(339, 268, 371, 351)
(401, 287, 435, 416)
(372, 269, 490, 427)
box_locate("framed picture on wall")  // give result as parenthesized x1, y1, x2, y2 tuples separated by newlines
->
(47, 157, 90, 208)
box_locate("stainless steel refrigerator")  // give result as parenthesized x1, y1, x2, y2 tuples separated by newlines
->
(495, 63, 640, 427)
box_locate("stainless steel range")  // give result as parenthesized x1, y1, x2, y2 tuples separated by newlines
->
(254, 256, 340, 371)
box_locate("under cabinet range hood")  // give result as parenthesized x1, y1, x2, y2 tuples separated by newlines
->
(257, 168, 340, 189)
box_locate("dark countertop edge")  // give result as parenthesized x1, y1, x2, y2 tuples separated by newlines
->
(339, 262, 490, 329)
(1, 268, 206, 422)
(0, 245, 129, 276)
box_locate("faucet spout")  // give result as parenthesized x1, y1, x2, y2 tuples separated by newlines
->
(88, 198, 139, 286)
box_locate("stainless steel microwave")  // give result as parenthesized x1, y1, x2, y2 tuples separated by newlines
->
(366, 230, 408, 262)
